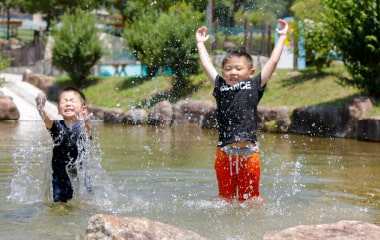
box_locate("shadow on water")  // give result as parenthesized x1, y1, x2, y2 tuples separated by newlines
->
(0, 121, 379, 240)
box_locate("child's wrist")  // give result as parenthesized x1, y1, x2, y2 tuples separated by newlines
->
(38, 109, 46, 119)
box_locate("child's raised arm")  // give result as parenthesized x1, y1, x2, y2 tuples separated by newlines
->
(196, 26, 218, 84)
(261, 19, 289, 87)
(36, 92, 53, 129)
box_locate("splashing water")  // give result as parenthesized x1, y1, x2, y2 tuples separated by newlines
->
(8, 140, 51, 203)
(8, 123, 119, 208)
(69, 131, 119, 207)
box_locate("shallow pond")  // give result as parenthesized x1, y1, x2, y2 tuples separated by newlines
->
(0, 121, 379, 239)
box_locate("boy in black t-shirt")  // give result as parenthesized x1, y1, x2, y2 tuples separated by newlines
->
(36, 87, 93, 202)
(196, 19, 289, 202)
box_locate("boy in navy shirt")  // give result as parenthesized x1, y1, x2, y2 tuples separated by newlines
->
(36, 87, 92, 202)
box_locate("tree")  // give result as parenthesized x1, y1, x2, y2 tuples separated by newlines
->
(291, 0, 335, 73)
(22, 0, 103, 32)
(51, 10, 103, 88)
(123, 3, 204, 99)
(324, 0, 380, 97)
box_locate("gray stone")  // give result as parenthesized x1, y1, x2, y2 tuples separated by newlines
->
(22, 71, 55, 93)
(263, 220, 380, 240)
(0, 94, 20, 120)
(341, 96, 374, 138)
(201, 107, 218, 128)
(122, 108, 148, 124)
(103, 108, 124, 123)
(148, 101, 173, 125)
(290, 105, 344, 137)
(84, 214, 207, 240)
(172, 100, 215, 126)
(88, 106, 107, 121)
(258, 106, 291, 133)
(357, 117, 380, 141)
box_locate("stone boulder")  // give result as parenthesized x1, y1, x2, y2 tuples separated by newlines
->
(0, 93, 20, 120)
(357, 117, 380, 142)
(122, 108, 148, 124)
(88, 106, 107, 121)
(201, 106, 218, 128)
(84, 214, 207, 240)
(341, 96, 374, 138)
(258, 106, 291, 133)
(172, 100, 215, 126)
(103, 108, 124, 123)
(263, 220, 380, 240)
(148, 101, 173, 125)
(290, 106, 344, 137)
(22, 70, 55, 93)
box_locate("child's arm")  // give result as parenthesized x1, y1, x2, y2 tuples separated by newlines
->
(261, 19, 289, 87)
(196, 26, 218, 84)
(36, 93, 54, 129)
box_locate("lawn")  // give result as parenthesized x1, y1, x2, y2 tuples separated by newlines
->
(55, 64, 380, 117)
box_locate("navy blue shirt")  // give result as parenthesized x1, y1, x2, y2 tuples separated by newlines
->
(49, 120, 87, 181)
(213, 74, 266, 147)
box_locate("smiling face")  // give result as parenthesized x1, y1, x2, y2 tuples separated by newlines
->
(222, 56, 255, 86)
(58, 90, 86, 121)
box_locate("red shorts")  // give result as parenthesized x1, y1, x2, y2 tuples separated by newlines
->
(214, 147, 260, 201)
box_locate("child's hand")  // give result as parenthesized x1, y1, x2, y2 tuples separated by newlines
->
(196, 26, 209, 44)
(76, 111, 94, 136)
(276, 19, 289, 36)
(76, 111, 93, 123)
(36, 93, 46, 110)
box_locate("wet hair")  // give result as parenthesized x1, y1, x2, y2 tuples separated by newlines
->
(222, 49, 253, 69)
(59, 87, 87, 105)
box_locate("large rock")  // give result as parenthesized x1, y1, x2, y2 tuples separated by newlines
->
(0, 93, 20, 120)
(103, 108, 124, 123)
(263, 220, 380, 240)
(341, 96, 374, 138)
(258, 106, 291, 133)
(148, 101, 173, 125)
(289, 106, 344, 137)
(172, 100, 215, 126)
(84, 214, 207, 240)
(201, 106, 218, 128)
(88, 106, 107, 121)
(22, 70, 55, 93)
(357, 117, 380, 141)
(122, 108, 148, 124)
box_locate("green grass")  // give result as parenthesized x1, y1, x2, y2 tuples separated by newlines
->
(260, 66, 360, 108)
(54, 64, 380, 117)
(260, 66, 380, 116)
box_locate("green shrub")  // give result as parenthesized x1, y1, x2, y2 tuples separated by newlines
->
(51, 9, 103, 88)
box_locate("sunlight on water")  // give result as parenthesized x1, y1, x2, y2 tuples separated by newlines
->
(1, 122, 379, 240)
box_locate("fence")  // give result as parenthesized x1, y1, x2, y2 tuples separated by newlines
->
(0, 40, 44, 67)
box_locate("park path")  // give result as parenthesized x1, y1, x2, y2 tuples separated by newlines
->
(0, 73, 60, 120)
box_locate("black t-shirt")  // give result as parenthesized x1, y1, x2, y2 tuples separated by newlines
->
(213, 74, 265, 147)
(49, 120, 87, 180)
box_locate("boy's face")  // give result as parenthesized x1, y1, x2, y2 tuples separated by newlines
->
(58, 90, 87, 120)
(222, 56, 255, 85)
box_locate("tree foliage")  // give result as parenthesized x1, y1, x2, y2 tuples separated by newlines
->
(51, 10, 103, 88)
(123, 3, 204, 99)
(324, 0, 380, 97)
(291, 0, 335, 73)
(21, 0, 103, 31)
